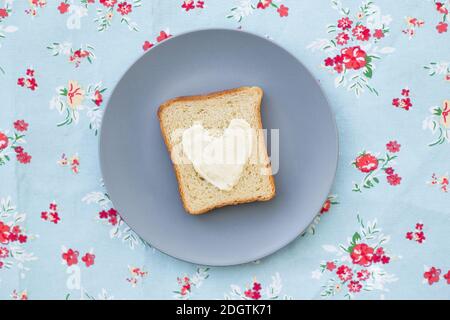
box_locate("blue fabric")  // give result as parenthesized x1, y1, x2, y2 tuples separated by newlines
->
(0, 0, 449, 300)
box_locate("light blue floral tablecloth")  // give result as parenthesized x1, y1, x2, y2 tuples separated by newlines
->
(0, 0, 449, 300)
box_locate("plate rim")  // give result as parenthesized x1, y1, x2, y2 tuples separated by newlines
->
(99, 27, 339, 266)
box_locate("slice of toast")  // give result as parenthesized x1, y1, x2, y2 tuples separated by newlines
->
(157, 86, 276, 214)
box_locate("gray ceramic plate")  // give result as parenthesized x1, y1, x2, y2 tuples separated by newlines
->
(100, 29, 338, 266)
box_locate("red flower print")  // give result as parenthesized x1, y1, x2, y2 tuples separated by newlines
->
(321, 200, 331, 213)
(8, 232, 17, 242)
(334, 64, 343, 73)
(348, 280, 362, 293)
(196, 1, 204, 8)
(444, 270, 450, 284)
(375, 247, 384, 256)
(436, 2, 448, 14)
(0, 222, 10, 244)
(401, 98, 412, 110)
(436, 22, 448, 33)
(406, 223, 426, 244)
(350, 243, 374, 266)
(0, 132, 9, 151)
(0, 8, 9, 19)
(157, 31, 171, 43)
(0, 261, 3, 269)
(142, 41, 154, 51)
(18, 69, 38, 91)
(117, 2, 132, 15)
(41, 211, 48, 220)
(324, 57, 334, 66)
(93, 90, 103, 106)
(244, 281, 262, 300)
(352, 25, 371, 41)
(99, 210, 108, 219)
(337, 17, 353, 30)
(177, 276, 192, 295)
(13, 120, 29, 132)
(18, 234, 27, 244)
(341, 46, 367, 70)
(416, 232, 426, 243)
(386, 141, 401, 153)
(373, 29, 384, 39)
(182, 0, 195, 11)
(357, 269, 370, 281)
(424, 267, 441, 285)
(50, 212, 60, 224)
(354, 153, 378, 173)
(326, 261, 336, 271)
(381, 255, 390, 264)
(384, 167, 394, 175)
(386, 173, 401, 186)
(257, 0, 272, 9)
(27, 78, 38, 91)
(333, 54, 344, 65)
(16, 152, 32, 164)
(392, 91, 412, 111)
(81, 253, 95, 267)
(100, 0, 117, 7)
(99, 208, 119, 226)
(336, 265, 353, 282)
(277, 5, 289, 17)
(57, 2, 70, 14)
(62, 248, 79, 266)
(336, 32, 349, 45)
(251, 291, 261, 299)
(108, 208, 118, 225)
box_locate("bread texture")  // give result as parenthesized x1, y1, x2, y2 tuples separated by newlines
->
(157, 86, 276, 214)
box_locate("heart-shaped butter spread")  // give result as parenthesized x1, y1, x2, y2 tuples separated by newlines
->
(182, 119, 254, 191)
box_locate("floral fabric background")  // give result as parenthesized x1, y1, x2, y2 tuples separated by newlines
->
(1, 0, 449, 300)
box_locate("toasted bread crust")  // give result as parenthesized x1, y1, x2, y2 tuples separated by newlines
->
(157, 86, 276, 215)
